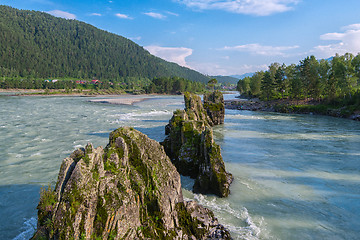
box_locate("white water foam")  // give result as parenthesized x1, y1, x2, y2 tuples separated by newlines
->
(192, 194, 262, 240)
(113, 110, 171, 121)
(30, 152, 42, 157)
(13, 217, 37, 240)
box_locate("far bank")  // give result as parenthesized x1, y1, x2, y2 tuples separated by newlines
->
(225, 97, 360, 121)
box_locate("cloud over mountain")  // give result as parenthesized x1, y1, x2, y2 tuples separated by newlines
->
(47, 10, 76, 19)
(145, 46, 193, 67)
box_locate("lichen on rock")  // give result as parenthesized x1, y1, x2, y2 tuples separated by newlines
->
(32, 127, 231, 240)
(162, 92, 233, 198)
(203, 90, 225, 126)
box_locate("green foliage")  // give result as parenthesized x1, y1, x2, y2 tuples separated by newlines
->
(203, 102, 224, 112)
(92, 165, 100, 181)
(37, 184, 57, 226)
(145, 76, 205, 94)
(207, 78, 218, 91)
(175, 202, 206, 239)
(93, 197, 108, 237)
(0, 5, 209, 89)
(83, 154, 91, 166)
(237, 53, 360, 110)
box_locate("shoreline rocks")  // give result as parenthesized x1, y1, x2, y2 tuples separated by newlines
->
(225, 98, 360, 121)
(32, 127, 231, 239)
(162, 92, 233, 198)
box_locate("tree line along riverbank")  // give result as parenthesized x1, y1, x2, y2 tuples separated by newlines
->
(235, 53, 360, 120)
(0, 76, 207, 96)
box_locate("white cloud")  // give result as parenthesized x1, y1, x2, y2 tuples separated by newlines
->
(313, 23, 360, 58)
(189, 61, 268, 75)
(176, 0, 300, 16)
(222, 43, 299, 56)
(47, 10, 76, 19)
(342, 24, 360, 31)
(144, 12, 167, 19)
(145, 46, 193, 67)
(115, 13, 133, 19)
(90, 13, 102, 16)
(166, 11, 180, 16)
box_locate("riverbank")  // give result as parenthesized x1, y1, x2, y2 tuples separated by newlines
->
(225, 97, 360, 121)
(0, 88, 130, 96)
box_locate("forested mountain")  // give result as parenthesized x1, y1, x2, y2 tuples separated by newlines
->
(210, 75, 239, 85)
(0, 5, 209, 83)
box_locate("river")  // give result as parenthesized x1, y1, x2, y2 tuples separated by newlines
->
(0, 93, 359, 239)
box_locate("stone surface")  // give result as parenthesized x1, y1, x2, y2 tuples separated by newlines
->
(32, 127, 231, 239)
(203, 91, 225, 126)
(163, 93, 233, 197)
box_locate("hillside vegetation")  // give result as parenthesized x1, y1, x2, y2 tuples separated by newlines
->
(236, 54, 360, 117)
(0, 5, 209, 85)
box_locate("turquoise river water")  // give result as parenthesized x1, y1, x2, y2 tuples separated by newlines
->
(0, 93, 359, 239)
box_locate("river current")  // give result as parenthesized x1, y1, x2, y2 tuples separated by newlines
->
(0, 93, 359, 239)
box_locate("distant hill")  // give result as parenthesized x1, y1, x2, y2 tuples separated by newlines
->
(230, 73, 255, 79)
(210, 75, 239, 84)
(0, 5, 209, 83)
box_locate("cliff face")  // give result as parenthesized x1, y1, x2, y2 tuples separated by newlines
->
(163, 93, 233, 197)
(204, 91, 225, 126)
(32, 127, 230, 239)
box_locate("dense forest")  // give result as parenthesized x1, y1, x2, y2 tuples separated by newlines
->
(210, 75, 239, 85)
(145, 77, 204, 94)
(0, 5, 209, 86)
(237, 53, 360, 107)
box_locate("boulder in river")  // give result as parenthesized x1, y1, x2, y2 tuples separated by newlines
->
(203, 90, 225, 126)
(163, 93, 233, 198)
(31, 127, 231, 239)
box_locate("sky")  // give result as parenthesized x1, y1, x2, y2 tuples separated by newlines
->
(2, 0, 360, 76)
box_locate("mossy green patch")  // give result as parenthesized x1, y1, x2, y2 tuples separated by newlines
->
(104, 161, 119, 174)
(37, 184, 57, 227)
(175, 202, 206, 239)
(92, 164, 100, 181)
(82, 154, 91, 166)
(93, 197, 108, 237)
(204, 102, 224, 112)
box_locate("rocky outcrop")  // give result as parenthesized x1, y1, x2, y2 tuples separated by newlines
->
(32, 127, 231, 240)
(204, 91, 225, 125)
(163, 93, 233, 198)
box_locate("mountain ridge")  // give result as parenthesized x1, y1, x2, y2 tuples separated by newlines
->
(0, 5, 209, 83)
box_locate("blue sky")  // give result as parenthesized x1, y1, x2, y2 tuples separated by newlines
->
(2, 0, 360, 76)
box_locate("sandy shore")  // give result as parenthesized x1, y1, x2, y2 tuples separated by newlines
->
(89, 97, 148, 105)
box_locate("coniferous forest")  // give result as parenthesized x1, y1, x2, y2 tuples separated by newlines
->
(237, 54, 360, 110)
(0, 5, 209, 91)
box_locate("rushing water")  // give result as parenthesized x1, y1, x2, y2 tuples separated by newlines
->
(1, 93, 359, 239)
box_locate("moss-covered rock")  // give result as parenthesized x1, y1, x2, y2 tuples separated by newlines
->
(163, 92, 233, 198)
(204, 90, 225, 126)
(32, 127, 231, 239)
